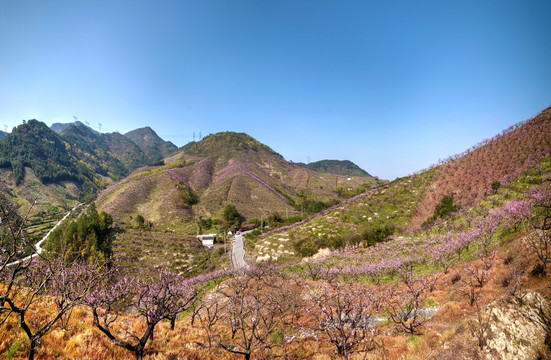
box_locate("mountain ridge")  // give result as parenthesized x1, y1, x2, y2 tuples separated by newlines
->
(295, 159, 372, 177)
(124, 126, 178, 163)
(96, 131, 378, 232)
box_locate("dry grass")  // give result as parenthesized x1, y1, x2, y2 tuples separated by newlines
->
(1, 243, 550, 360)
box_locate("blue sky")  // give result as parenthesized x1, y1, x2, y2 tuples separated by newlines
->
(1, 1, 550, 179)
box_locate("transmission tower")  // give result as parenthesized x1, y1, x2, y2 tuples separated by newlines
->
(193, 132, 196, 142)
(3, 124, 7, 132)
(199, 131, 202, 140)
(98, 123, 102, 132)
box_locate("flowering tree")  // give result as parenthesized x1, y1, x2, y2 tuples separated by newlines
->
(502, 198, 531, 231)
(384, 271, 429, 335)
(7, 258, 105, 360)
(0, 193, 34, 326)
(307, 281, 380, 359)
(526, 185, 551, 271)
(1, 193, 106, 360)
(196, 274, 291, 360)
(87, 268, 203, 360)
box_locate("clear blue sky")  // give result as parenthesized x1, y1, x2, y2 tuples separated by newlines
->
(1, 1, 550, 179)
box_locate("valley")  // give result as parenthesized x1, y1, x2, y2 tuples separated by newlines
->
(1, 108, 551, 359)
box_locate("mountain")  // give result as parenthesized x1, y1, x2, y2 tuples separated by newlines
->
(409, 106, 551, 229)
(0, 120, 176, 221)
(124, 127, 178, 163)
(0, 120, 96, 187)
(0, 120, 98, 221)
(50, 121, 95, 134)
(296, 159, 372, 177)
(59, 122, 148, 179)
(258, 106, 551, 257)
(0, 130, 7, 140)
(95, 131, 378, 232)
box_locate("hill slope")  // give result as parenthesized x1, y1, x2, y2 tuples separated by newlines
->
(296, 159, 372, 177)
(124, 126, 178, 163)
(96, 132, 377, 231)
(0, 120, 175, 219)
(0, 130, 7, 140)
(257, 106, 551, 258)
(0, 120, 96, 187)
(409, 106, 551, 229)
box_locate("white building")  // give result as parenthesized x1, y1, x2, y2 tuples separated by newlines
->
(197, 234, 217, 247)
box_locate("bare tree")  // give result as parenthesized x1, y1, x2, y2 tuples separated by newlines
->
(199, 274, 290, 360)
(307, 281, 380, 359)
(385, 274, 428, 335)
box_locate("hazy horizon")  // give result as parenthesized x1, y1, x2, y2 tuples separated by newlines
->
(1, 0, 550, 179)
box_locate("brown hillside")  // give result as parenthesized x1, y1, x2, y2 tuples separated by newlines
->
(410, 107, 551, 230)
(97, 132, 375, 231)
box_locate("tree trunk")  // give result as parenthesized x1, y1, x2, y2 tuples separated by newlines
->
(135, 346, 144, 360)
(28, 339, 36, 360)
(170, 316, 176, 331)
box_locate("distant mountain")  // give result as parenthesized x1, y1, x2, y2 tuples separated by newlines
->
(0, 119, 178, 218)
(59, 122, 146, 179)
(124, 127, 177, 163)
(0, 120, 96, 186)
(96, 131, 373, 231)
(50, 121, 97, 134)
(0, 130, 6, 140)
(296, 159, 372, 177)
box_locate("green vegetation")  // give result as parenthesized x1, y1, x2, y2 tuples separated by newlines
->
(224, 204, 245, 227)
(174, 181, 199, 208)
(5, 341, 20, 360)
(491, 180, 501, 193)
(60, 124, 134, 179)
(134, 214, 153, 228)
(422, 194, 460, 227)
(44, 204, 114, 264)
(362, 224, 395, 246)
(198, 217, 221, 232)
(0, 120, 96, 187)
(132, 161, 185, 179)
(297, 159, 372, 177)
(182, 131, 278, 156)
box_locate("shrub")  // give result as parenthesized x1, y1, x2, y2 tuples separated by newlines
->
(531, 263, 545, 277)
(175, 182, 199, 208)
(423, 195, 460, 227)
(223, 204, 245, 227)
(491, 180, 501, 194)
(362, 224, 395, 246)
